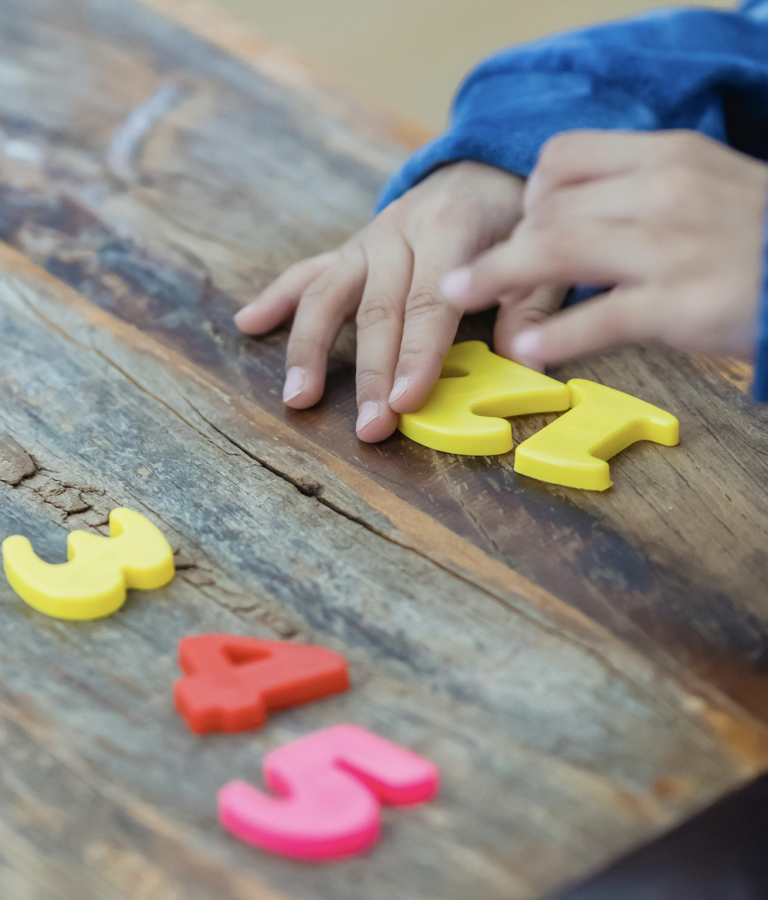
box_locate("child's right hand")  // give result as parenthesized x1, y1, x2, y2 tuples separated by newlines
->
(442, 132, 768, 371)
(235, 161, 564, 442)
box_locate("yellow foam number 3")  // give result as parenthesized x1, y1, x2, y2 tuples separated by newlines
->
(2, 508, 175, 620)
(398, 341, 570, 455)
(514, 379, 680, 491)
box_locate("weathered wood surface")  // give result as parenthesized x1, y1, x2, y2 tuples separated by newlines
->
(1, 0, 768, 722)
(0, 0, 767, 897)
(1, 239, 766, 900)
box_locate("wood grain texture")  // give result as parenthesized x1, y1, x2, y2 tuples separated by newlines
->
(1, 0, 768, 897)
(0, 0, 767, 720)
(0, 237, 766, 900)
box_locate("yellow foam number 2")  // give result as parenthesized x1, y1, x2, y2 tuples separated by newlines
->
(514, 379, 679, 491)
(398, 341, 570, 455)
(2, 508, 175, 620)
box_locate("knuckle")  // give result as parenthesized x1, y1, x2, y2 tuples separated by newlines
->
(538, 132, 579, 174)
(356, 297, 396, 331)
(421, 184, 489, 229)
(404, 286, 442, 320)
(396, 343, 443, 379)
(420, 195, 464, 230)
(365, 214, 399, 242)
(656, 130, 710, 165)
(413, 177, 504, 237)
(651, 166, 706, 216)
(384, 187, 418, 223)
(288, 333, 326, 357)
(518, 306, 552, 328)
(397, 341, 432, 367)
(525, 195, 561, 227)
(355, 365, 385, 394)
(299, 280, 331, 306)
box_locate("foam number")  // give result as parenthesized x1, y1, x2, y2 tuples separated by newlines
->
(2, 508, 175, 620)
(218, 724, 439, 860)
(514, 379, 680, 491)
(398, 341, 570, 455)
(174, 634, 349, 734)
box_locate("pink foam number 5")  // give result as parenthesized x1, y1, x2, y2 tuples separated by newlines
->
(218, 724, 439, 861)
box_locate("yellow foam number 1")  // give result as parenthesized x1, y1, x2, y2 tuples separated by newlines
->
(2, 508, 175, 620)
(398, 341, 570, 455)
(514, 379, 680, 491)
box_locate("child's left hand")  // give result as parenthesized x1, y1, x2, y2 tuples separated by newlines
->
(442, 131, 768, 368)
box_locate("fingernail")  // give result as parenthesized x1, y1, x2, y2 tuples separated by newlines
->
(234, 303, 254, 328)
(512, 330, 542, 361)
(283, 366, 305, 402)
(356, 401, 380, 433)
(441, 267, 472, 300)
(388, 377, 409, 404)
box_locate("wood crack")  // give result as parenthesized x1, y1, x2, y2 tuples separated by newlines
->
(183, 407, 739, 729)
(6, 268, 764, 744)
(0, 432, 38, 485)
(0, 427, 112, 528)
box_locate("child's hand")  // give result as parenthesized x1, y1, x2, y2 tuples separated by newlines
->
(442, 131, 768, 368)
(235, 162, 562, 441)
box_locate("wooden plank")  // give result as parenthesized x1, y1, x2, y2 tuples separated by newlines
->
(0, 0, 766, 722)
(8, 238, 768, 755)
(0, 246, 766, 900)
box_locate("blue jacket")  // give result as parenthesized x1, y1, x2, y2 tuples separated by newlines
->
(377, 1, 768, 400)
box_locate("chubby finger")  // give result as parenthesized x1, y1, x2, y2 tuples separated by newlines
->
(354, 233, 413, 442)
(441, 219, 652, 313)
(235, 252, 335, 334)
(511, 287, 658, 367)
(283, 248, 367, 409)
(493, 285, 567, 370)
(387, 244, 468, 414)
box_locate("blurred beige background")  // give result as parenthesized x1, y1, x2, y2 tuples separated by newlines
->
(209, 0, 731, 130)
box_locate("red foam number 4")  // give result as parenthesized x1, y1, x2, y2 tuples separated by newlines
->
(218, 725, 439, 861)
(173, 634, 349, 734)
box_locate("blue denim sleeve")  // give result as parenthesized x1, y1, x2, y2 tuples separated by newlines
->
(376, 2, 768, 399)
